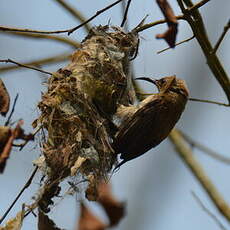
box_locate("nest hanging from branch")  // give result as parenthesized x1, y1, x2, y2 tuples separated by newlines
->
(33, 25, 138, 211)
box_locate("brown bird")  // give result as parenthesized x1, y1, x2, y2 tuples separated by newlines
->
(113, 75, 189, 169)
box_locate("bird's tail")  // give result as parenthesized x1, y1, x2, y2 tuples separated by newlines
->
(112, 159, 127, 174)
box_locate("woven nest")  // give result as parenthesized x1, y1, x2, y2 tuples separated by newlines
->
(33, 26, 138, 211)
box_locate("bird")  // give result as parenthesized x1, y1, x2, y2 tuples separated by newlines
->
(112, 75, 189, 169)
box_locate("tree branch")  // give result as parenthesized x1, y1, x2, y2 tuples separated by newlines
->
(120, 0, 132, 27)
(0, 167, 38, 225)
(157, 35, 195, 54)
(189, 98, 229, 107)
(134, 15, 185, 33)
(0, 0, 123, 35)
(67, 0, 123, 35)
(54, 0, 91, 32)
(177, 0, 230, 103)
(179, 130, 230, 165)
(0, 53, 70, 73)
(0, 31, 80, 48)
(169, 129, 230, 222)
(192, 191, 227, 230)
(213, 20, 230, 53)
(0, 59, 52, 75)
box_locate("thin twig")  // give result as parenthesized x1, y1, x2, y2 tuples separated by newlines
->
(0, 167, 38, 225)
(178, 0, 230, 103)
(0, 31, 80, 48)
(135, 0, 210, 34)
(120, 0, 132, 27)
(0, 0, 123, 35)
(13, 127, 41, 151)
(192, 191, 227, 230)
(5, 94, 19, 126)
(169, 129, 230, 222)
(189, 98, 230, 107)
(0, 53, 70, 73)
(67, 0, 123, 35)
(188, 0, 211, 13)
(179, 130, 230, 165)
(134, 15, 185, 33)
(54, 0, 91, 32)
(213, 20, 230, 53)
(0, 25, 68, 34)
(0, 59, 52, 75)
(134, 92, 230, 107)
(157, 35, 195, 54)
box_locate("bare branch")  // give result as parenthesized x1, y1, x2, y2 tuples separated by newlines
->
(136, 0, 211, 34)
(192, 191, 227, 230)
(189, 98, 229, 107)
(0, 53, 70, 73)
(0, 167, 38, 225)
(179, 130, 230, 165)
(157, 35, 195, 54)
(13, 127, 41, 151)
(213, 20, 230, 53)
(169, 129, 230, 222)
(0, 25, 70, 35)
(0, 31, 80, 48)
(120, 0, 132, 27)
(67, 0, 123, 35)
(134, 15, 185, 33)
(54, 0, 91, 32)
(0, 59, 52, 75)
(177, 0, 230, 103)
(0, 0, 123, 35)
(188, 0, 211, 13)
(5, 94, 19, 126)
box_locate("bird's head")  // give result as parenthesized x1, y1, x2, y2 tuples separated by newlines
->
(135, 75, 189, 98)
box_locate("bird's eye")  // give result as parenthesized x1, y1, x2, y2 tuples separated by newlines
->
(160, 78, 166, 84)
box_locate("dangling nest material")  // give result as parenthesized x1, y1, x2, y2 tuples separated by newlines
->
(33, 26, 138, 211)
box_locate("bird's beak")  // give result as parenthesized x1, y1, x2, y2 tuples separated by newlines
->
(135, 77, 159, 92)
(135, 77, 156, 85)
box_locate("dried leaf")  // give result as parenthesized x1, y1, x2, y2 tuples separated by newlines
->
(155, 0, 178, 47)
(97, 182, 125, 227)
(0, 121, 34, 173)
(0, 127, 16, 173)
(0, 208, 25, 230)
(38, 210, 62, 230)
(0, 126, 11, 150)
(0, 79, 10, 116)
(77, 203, 107, 230)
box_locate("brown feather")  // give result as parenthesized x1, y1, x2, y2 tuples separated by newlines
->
(113, 76, 188, 168)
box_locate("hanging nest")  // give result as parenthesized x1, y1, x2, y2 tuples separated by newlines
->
(32, 26, 138, 211)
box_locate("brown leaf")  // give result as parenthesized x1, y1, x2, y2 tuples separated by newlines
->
(38, 210, 62, 230)
(97, 182, 125, 227)
(0, 207, 25, 230)
(155, 0, 178, 47)
(0, 126, 11, 150)
(77, 203, 107, 230)
(0, 120, 34, 173)
(0, 127, 16, 173)
(0, 79, 10, 116)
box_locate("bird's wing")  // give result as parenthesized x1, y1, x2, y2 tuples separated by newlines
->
(113, 97, 163, 159)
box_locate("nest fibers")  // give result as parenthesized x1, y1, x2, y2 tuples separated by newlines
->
(33, 26, 138, 211)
